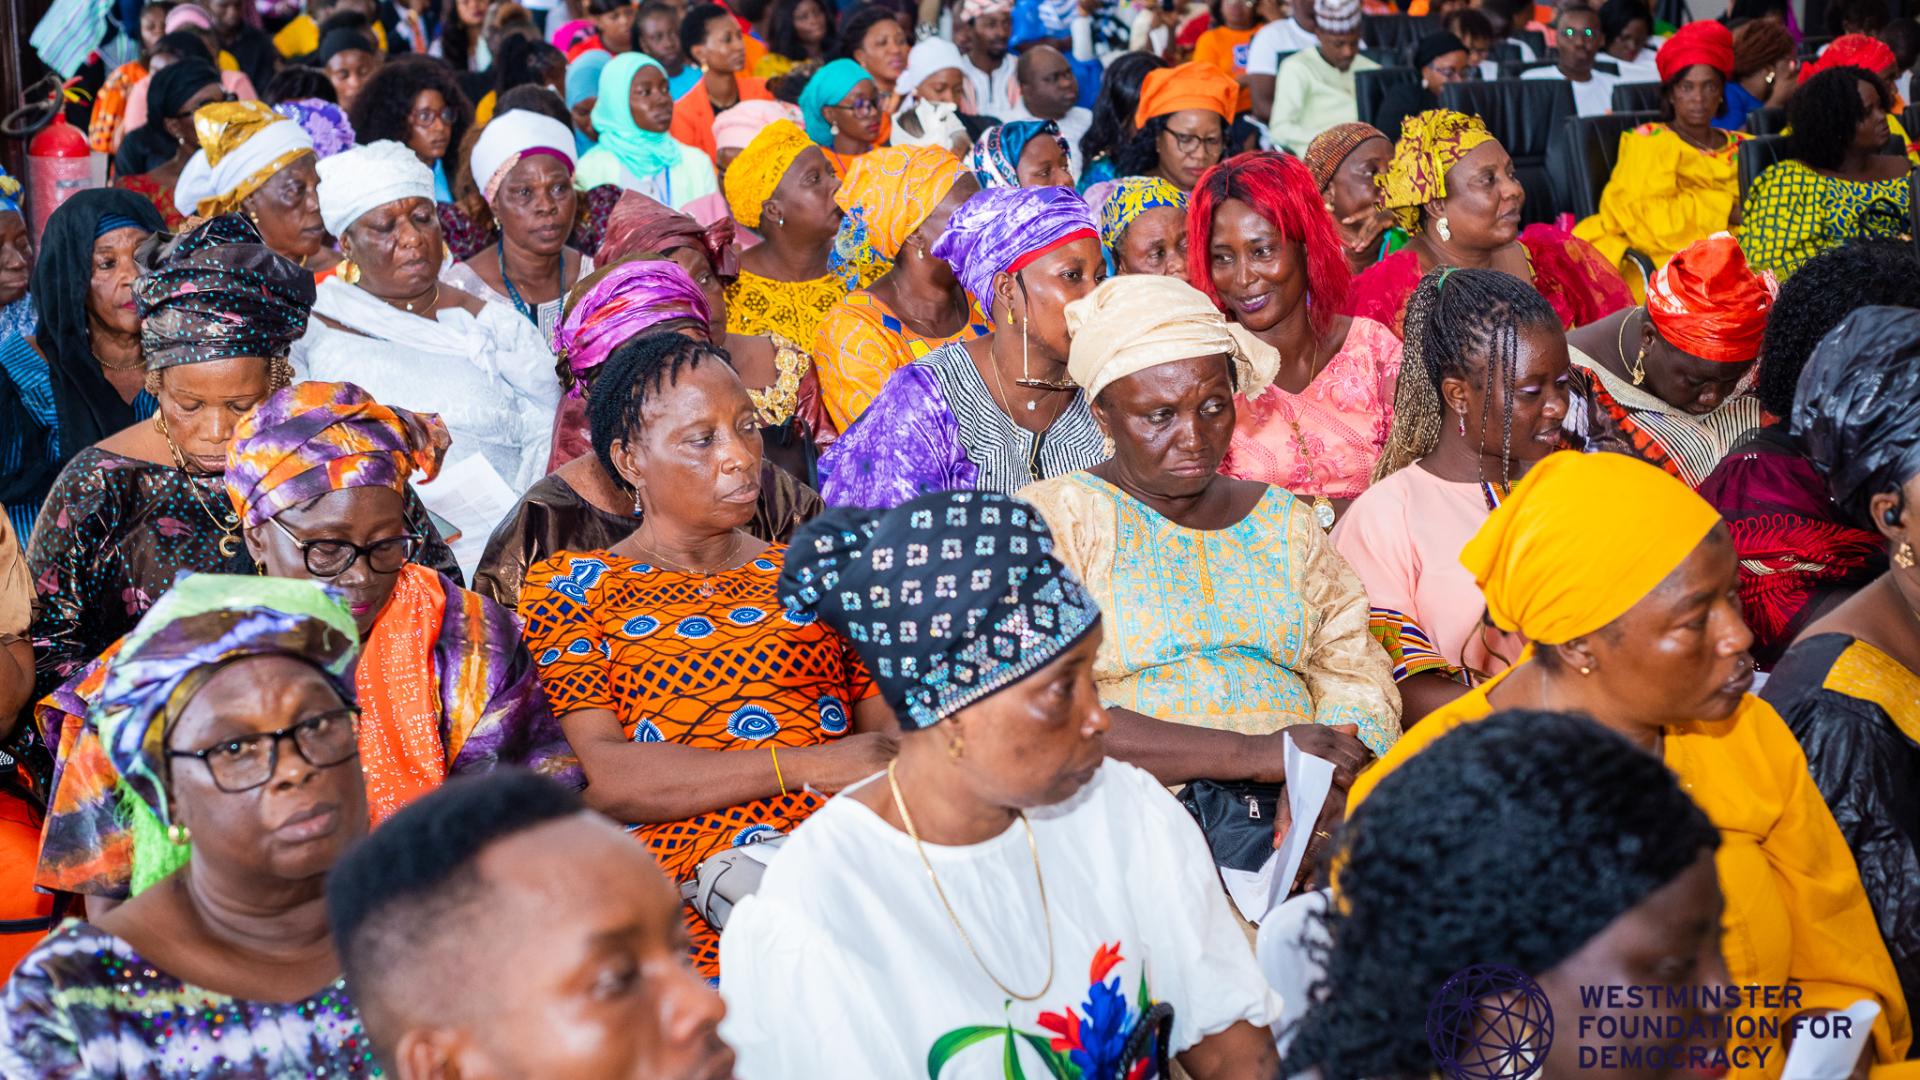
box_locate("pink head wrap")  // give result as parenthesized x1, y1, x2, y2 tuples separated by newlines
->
(713, 100, 806, 155)
(552, 260, 713, 396)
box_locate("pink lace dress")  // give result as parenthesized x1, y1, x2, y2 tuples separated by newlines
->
(1219, 316, 1403, 500)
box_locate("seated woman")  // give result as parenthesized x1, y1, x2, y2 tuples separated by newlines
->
(299, 140, 561, 493)
(1737, 66, 1910, 279)
(349, 55, 474, 217)
(812, 146, 986, 432)
(517, 332, 893, 980)
(0, 167, 26, 346)
(1350, 110, 1632, 336)
(1099, 175, 1189, 281)
(1698, 241, 1920, 669)
(1597, 0, 1658, 79)
(111, 59, 228, 231)
(722, 488, 1283, 1075)
(0, 191, 164, 542)
(670, 4, 774, 166)
(1021, 274, 1398, 772)
(1718, 18, 1797, 132)
(966, 120, 1074, 189)
(36, 380, 577, 900)
(1563, 235, 1773, 488)
(1345, 450, 1913, 1073)
(818, 185, 1110, 507)
(172, 100, 345, 282)
(1573, 21, 1750, 298)
(1373, 32, 1471, 142)
(1284, 710, 1729, 1078)
(722, 121, 856, 352)
(442, 111, 593, 340)
(1077, 51, 1166, 192)
(797, 59, 886, 173)
(1193, 152, 1403, 529)
(1115, 61, 1237, 194)
(1, 575, 376, 1076)
(890, 38, 993, 156)
(593, 191, 833, 479)
(1764, 308, 1920, 1026)
(1303, 122, 1403, 275)
(577, 53, 721, 217)
(1332, 268, 1570, 721)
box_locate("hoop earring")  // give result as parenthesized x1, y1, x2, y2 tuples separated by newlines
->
(1435, 216, 1452, 243)
(946, 734, 964, 760)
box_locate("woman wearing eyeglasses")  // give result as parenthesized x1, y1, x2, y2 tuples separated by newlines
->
(110, 59, 229, 231)
(349, 56, 476, 209)
(32, 380, 576, 908)
(1374, 32, 1473, 143)
(2, 575, 381, 1077)
(798, 59, 887, 173)
(1115, 62, 1237, 194)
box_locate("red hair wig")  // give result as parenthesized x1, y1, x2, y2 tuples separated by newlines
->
(1186, 151, 1351, 338)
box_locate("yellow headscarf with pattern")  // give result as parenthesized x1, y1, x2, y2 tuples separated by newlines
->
(176, 100, 316, 219)
(1376, 109, 1494, 233)
(723, 119, 815, 230)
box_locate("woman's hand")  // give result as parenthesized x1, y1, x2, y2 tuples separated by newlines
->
(1782, 1010, 1873, 1080)
(1338, 205, 1394, 257)
(788, 731, 900, 792)
(1268, 723, 1374, 893)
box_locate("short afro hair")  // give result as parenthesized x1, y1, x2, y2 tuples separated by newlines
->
(1787, 65, 1892, 172)
(348, 54, 474, 168)
(680, 2, 737, 58)
(1756, 239, 1920, 418)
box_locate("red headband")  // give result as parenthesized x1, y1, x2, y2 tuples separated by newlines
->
(1005, 228, 1099, 278)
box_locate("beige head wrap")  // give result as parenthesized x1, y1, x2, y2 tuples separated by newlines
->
(1063, 275, 1280, 402)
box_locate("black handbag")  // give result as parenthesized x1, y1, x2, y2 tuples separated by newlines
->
(1177, 780, 1284, 874)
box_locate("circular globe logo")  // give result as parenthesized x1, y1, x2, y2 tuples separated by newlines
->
(1426, 964, 1554, 1080)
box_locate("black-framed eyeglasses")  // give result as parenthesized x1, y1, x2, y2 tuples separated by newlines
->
(166, 706, 361, 792)
(174, 90, 238, 119)
(1164, 128, 1224, 155)
(269, 516, 424, 577)
(830, 96, 881, 116)
(411, 105, 459, 127)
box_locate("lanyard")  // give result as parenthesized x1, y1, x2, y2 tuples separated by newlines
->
(496, 236, 564, 327)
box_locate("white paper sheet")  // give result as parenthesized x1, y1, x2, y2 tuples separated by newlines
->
(1780, 1000, 1879, 1080)
(1216, 733, 1339, 925)
(413, 454, 519, 584)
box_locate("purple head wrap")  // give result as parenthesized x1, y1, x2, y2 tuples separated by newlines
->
(553, 260, 713, 396)
(930, 186, 1099, 321)
(271, 99, 356, 159)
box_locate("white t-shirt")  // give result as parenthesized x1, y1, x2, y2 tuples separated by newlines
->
(719, 759, 1282, 1079)
(1245, 17, 1320, 76)
(1521, 64, 1620, 117)
(964, 52, 1020, 120)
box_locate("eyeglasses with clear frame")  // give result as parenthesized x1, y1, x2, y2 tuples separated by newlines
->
(166, 706, 362, 793)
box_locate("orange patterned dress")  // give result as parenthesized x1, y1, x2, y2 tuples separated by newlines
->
(518, 545, 876, 977)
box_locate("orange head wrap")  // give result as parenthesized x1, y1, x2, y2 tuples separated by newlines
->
(1646, 235, 1777, 364)
(1133, 62, 1239, 128)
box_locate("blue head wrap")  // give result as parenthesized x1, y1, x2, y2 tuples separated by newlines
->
(967, 120, 1069, 189)
(798, 58, 875, 145)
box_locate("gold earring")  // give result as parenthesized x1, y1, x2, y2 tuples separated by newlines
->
(166, 822, 191, 845)
(1897, 542, 1916, 570)
(1435, 215, 1452, 243)
(946, 734, 964, 760)
(1629, 341, 1649, 386)
(1100, 430, 1115, 458)
(1578, 665, 1592, 676)
(153, 412, 169, 438)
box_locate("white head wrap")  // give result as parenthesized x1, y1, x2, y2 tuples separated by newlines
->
(896, 38, 970, 103)
(469, 110, 579, 206)
(1064, 275, 1280, 402)
(1313, 0, 1363, 35)
(316, 140, 437, 237)
(173, 115, 314, 218)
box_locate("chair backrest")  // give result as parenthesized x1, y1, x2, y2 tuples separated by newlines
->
(1360, 13, 1439, 60)
(1441, 78, 1577, 224)
(1515, 28, 1546, 56)
(1488, 40, 1525, 65)
(1798, 34, 1832, 58)
(1356, 67, 1421, 128)
(1358, 47, 1400, 68)
(1498, 58, 1556, 78)
(1548, 111, 1655, 219)
(1737, 134, 1790, 203)
(1744, 106, 1786, 136)
(1610, 80, 1662, 114)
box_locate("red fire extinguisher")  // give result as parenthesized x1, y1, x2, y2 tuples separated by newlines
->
(27, 112, 94, 246)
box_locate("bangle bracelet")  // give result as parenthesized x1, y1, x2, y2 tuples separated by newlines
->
(770, 744, 786, 796)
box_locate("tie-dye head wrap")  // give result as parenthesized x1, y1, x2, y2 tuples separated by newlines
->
(0, 164, 20, 216)
(134, 214, 316, 369)
(553, 259, 712, 394)
(597, 190, 740, 277)
(931, 185, 1098, 318)
(967, 120, 1070, 190)
(1098, 175, 1187, 254)
(224, 381, 449, 530)
(96, 573, 358, 883)
(1377, 109, 1496, 232)
(271, 98, 356, 159)
(797, 58, 875, 145)
(723, 119, 815, 229)
(830, 145, 969, 287)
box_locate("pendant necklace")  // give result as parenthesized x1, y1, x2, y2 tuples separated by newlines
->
(160, 418, 242, 557)
(629, 532, 745, 599)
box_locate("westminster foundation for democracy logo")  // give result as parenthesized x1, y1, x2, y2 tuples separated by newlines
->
(1427, 965, 1555, 1080)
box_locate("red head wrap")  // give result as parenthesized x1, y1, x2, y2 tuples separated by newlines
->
(1646, 235, 1777, 364)
(1656, 21, 1735, 83)
(1798, 33, 1898, 84)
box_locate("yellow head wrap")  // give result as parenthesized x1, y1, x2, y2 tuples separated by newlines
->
(178, 100, 316, 219)
(835, 145, 966, 262)
(723, 120, 815, 230)
(1377, 109, 1495, 233)
(1460, 451, 1725, 646)
(1063, 275, 1280, 402)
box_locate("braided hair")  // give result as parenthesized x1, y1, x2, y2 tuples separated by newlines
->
(587, 332, 735, 491)
(1371, 267, 1559, 489)
(1281, 709, 1720, 1080)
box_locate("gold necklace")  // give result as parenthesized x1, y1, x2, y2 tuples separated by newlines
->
(1281, 338, 1337, 531)
(887, 760, 1055, 1001)
(159, 419, 243, 557)
(1616, 307, 1649, 385)
(628, 531, 745, 599)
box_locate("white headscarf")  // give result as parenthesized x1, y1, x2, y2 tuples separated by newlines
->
(173, 115, 314, 218)
(896, 38, 969, 104)
(316, 140, 436, 237)
(469, 110, 579, 206)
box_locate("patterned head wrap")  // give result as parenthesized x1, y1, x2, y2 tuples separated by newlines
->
(932, 185, 1098, 317)
(715, 100, 804, 154)
(1065, 275, 1279, 400)
(135, 214, 316, 369)
(175, 100, 317, 219)
(830, 145, 968, 287)
(553, 260, 712, 394)
(1646, 235, 1776, 364)
(723, 119, 815, 229)
(225, 381, 448, 530)
(966, 120, 1070, 189)
(1133, 61, 1240, 127)
(1098, 175, 1187, 253)
(597, 190, 740, 276)
(1460, 452, 1723, 645)
(779, 490, 1102, 729)
(1378, 109, 1495, 232)
(1799, 32, 1897, 83)
(1304, 122, 1389, 193)
(470, 110, 578, 205)
(271, 99, 356, 159)
(0, 164, 18, 216)
(97, 572, 358, 832)
(798, 58, 876, 145)
(316, 140, 436, 237)
(1313, 0, 1363, 34)
(1792, 306, 1920, 530)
